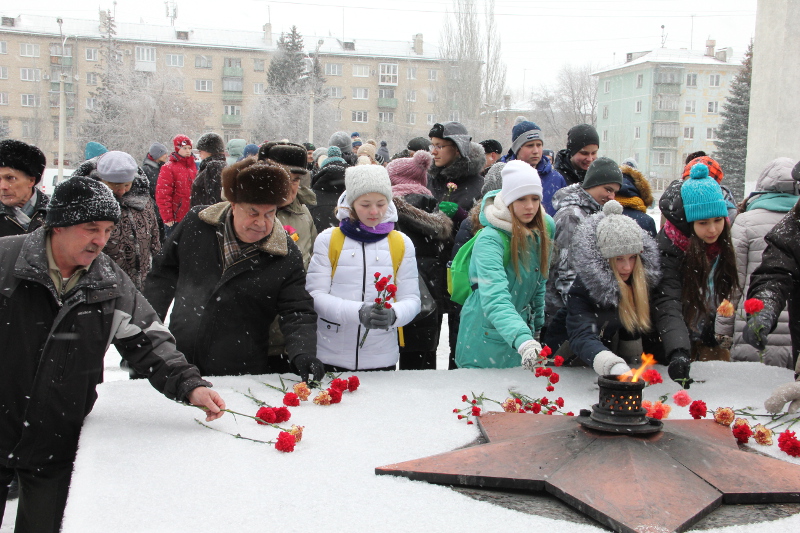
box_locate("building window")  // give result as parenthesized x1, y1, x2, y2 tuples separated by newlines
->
(0, 66, 8, 79)
(19, 68, 42, 81)
(195, 55, 212, 69)
(352, 87, 369, 100)
(224, 105, 241, 116)
(222, 78, 243, 91)
(86, 72, 97, 85)
(86, 97, 96, 110)
(334, 109, 342, 122)
(685, 100, 696, 113)
(20, 43, 39, 57)
(223, 131, 241, 143)
(325, 63, 342, 76)
(166, 54, 184, 67)
(195, 79, 213, 92)
(427, 91, 437, 103)
(686, 73, 697, 87)
(604, 80, 610, 93)
(634, 126, 641, 139)
(49, 43, 72, 57)
(426, 114, 436, 126)
(353, 64, 369, 77)
(602, 106, 609, 119)
(706, 127, 719, 140)
(378, 112, 395, 123)
(379, 63, 398, 85)
(654, 152, 672, 165)
(655, 71, 679, 84)
(447, 110, 458, 122)
(602, 130, 608, 142)
(636, 74, 643, 88)
(325, 86, 342, 98)
(352, 110, 368, 123)
(135, 46, 156, 63)
(406, 112, 416, 125)
(22, 120, 37, 138)
(635, 100, 642, 113)
(709, 74, 721, 87)
(0, 92, 8, 105)
(428, 69, 438, 81)
(378, 88, 395, 99)
(85, 48, 98, 61)
(707, 101, 719, 113)
(224, 58, 241, 69)
(21, 94, 40, 107)
(407, 66, 417, 80)
(406, 90, 416, 102)
(657, 96, 679, 110)
(253, 58, 265, 72)
(684, 127, 694, 139)
(254, 83, 265, 94)
(0, 41, 6, 54)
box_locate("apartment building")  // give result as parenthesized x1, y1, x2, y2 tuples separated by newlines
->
(0, 12, 447, 165)
(594, 42, 740, 194)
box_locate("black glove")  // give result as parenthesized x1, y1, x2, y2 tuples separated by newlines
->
(742, 313, 772, 351)
(369, 307, 396, 330)
(668, 351, 693, 389)
(292, 354, 325, 384)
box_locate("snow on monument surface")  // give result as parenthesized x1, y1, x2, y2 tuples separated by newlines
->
(61, 361, 800, 532)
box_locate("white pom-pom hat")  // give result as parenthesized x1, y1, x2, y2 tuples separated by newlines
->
(595, 200, 644, 259)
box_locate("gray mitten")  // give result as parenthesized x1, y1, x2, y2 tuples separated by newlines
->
(764, 381, 800, 414)
(518, 339, 543, 371)
(369, 307, 396, 330)
(359, 304, 373, 329)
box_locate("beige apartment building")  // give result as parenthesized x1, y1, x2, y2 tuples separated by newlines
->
(0, 12, 448, 165)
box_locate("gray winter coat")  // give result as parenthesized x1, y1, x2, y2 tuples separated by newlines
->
(545, 183, 602, 318)
(715, 157, 798, 368)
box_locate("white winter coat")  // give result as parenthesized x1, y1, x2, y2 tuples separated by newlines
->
(306, 193, 421, 369)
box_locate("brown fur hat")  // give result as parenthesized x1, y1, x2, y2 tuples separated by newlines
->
(222, 156, 292, 205)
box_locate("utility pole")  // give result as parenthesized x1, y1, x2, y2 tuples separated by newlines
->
(57, 18, 66, 181)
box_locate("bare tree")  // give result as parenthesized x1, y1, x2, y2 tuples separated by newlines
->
(482, 0, 507, 111)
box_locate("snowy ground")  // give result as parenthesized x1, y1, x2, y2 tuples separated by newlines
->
(5, 327, 800, 533)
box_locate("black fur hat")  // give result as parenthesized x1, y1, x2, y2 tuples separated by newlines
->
(222, 157, 292, 205)
(0, 139, 47, 184)
(257, 141, 308, 174)
(196, 132, 225, 155)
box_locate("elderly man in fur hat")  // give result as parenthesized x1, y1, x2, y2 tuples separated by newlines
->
(0, 139, 49, 238)
(144, 158, 324, 383)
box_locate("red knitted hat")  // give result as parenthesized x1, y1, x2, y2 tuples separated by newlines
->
(173, 134, 192, 150)
(683, 156, 723, 183)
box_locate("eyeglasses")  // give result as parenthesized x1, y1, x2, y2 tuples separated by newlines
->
(429, 143, 455, 152)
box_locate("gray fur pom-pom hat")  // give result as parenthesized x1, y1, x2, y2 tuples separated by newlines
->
(595, 200, 643, 259)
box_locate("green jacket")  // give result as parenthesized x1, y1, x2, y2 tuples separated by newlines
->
(456, 191, 554, 368)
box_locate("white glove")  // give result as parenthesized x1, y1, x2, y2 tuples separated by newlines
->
(764, 381, 800, 414)
(519, 339, 543, 371)
(593, 350, 631, 376)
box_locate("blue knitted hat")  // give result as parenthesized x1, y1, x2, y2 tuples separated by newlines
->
(321, 145, 346, 168)
(511, 121, 543, 156)
(680, 163, 728, 222)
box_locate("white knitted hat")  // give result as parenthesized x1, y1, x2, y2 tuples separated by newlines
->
(345, 164, 393, 203)
(500, 160, 542, 206)
(595, 200, 643, 259)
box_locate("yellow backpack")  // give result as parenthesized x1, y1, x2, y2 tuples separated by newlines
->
(328, 228, 407, 346)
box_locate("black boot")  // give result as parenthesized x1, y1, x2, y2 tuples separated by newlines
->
(6, 474, 18, 500)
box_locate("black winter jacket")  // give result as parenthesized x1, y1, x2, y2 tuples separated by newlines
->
(310, 161, 346, 233)
(141, 155, 163, 200)
(554, 149, 584, 185)
(0, 187, 49, 238)
(0, 229, 209, 468)
(748, 202, 800, 371)
(427, 141, 485, 212)
(191, 153, 227, 207)
(144, 202, 317, 376)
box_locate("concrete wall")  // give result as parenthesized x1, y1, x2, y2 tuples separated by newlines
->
(745, 0, 800, 189)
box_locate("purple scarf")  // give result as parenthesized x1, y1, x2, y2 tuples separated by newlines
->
(339, 218, 395, 243)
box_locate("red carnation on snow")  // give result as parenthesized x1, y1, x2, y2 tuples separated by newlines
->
(327, 387, 343, 404)
(553, 355, 564, 367)
(256, 406, 277, 425)
(471, 406, 482, 417)
(689, 400, 707, 419)
(549, 372, 560, 384)
(672, 390, 692, 407)
(778, 430, 800, 457)
(330, 378, 349, 392)
(347, 375, 360, 392)
(283, 392, 300, 407)
(275, 431, 296, 452)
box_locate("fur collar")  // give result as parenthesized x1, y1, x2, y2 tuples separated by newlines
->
(198, 202, 288, 256)
(619, 165, 654, 208)
(428, 141, 485, 183)
(570, 210, 661, 308)
(393, 197, 453, 240)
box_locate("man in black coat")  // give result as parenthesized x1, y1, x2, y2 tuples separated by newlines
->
(144, 158, 325, 382)
(0, 139, 49, 238)
(0, 176, 224, 532)
(190, 132, 228, 207)
(553, 124, 600, 185)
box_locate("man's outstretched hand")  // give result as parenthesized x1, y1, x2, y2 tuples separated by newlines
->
(188, 387, 226, 421)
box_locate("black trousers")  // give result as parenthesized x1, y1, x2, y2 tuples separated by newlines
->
(1, 462, 74, 533)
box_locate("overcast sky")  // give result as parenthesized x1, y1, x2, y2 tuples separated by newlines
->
(13, 0, 757, 95)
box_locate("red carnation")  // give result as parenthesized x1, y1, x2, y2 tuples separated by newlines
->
(542, 368, 552, 377)
(672, 390, 692, 407)
(531, 403, 542, 414)
(540, 397, 549, 406)
(256, 407, 276, 425)
(534, 367, 544, 377)
(375, 279, 388, 291)
(386, 284, 397, 294)
(374, 272, 381, 279)
(467, 420, 474, 425)
(546, 385, 555, 392)
(457, 414, 463, 420)
(549, 372, 560, 384)
(732, 421, 753, 444)
(327, 387, 343, 404)
(642, 369, 663, 385)
(275, 431, 296, 452)
(565, 411, 575, 416)
(553, 354, 564, 367)
(375, 298, 382, 303)
(452, 408, 459, 413)
(556, 397, 565, 408)
(273, 407, 291, 423)
(461, 395, 468, 402)
(347, 375, 360, 392)
(330, 378, 349, 392)
(471, 406, 481, 417)
(283, 392, 300, 407)
(689, 400, 707, 419)
(384, 302, 392, 309)
(778, 430, 800, 457)
(744, 298, 765, 315)
(540, 345, 552, 358)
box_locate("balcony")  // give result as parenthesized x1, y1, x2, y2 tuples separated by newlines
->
(652, 137, 678, 148)
(654, 83, 681, 95)
(377, 97, 398, 109)
(652, 110, 679, 122)
(50, 107, 75, 117)
(51, 82, 75, 93)
(223, 66, 244, 77)
(222, 91, 243, 102)
(222, 114, 243, 126)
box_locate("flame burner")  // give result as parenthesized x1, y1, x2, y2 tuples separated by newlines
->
(578, 375, 663, 434)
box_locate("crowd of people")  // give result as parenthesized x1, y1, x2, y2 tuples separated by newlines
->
(2, 118, 800, 531)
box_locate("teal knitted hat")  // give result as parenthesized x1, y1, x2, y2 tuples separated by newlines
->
(681, 163, 728, 222)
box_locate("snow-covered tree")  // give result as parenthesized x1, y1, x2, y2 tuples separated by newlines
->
(714, 41, 752, 202)
(267, 26, 308, 95)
